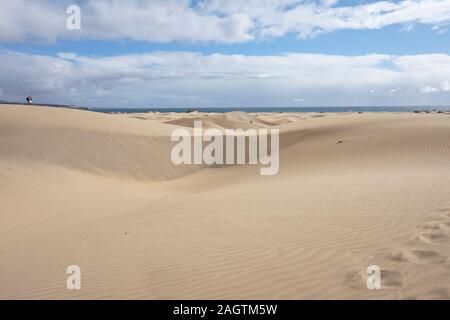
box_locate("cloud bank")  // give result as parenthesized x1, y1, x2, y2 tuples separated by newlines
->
(1, 50, 449, 107)
(0, 0, 449, 44)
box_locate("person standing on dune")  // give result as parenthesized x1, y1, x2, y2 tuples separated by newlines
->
(26, 96, 33, 104)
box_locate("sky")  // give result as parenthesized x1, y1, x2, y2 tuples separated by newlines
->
(1, 0, 450, 108)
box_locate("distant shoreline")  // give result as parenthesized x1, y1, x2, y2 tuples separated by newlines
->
(1, 102, 449, 114)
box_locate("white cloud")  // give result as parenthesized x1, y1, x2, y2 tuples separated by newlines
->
(321, 0, 339, 7)
(421, 85, 439, 93)
(420, 80, 450, 93)
(57, 52, 78, 60)
(1, 50, 450, 107)
(441, 80, 450, 91)
(0, 1, 67, 43)
(400, 23, 415, 32)
(1, 0, 450, 44)
(0, 0, 254, 44)
(95, 88, 110, 97)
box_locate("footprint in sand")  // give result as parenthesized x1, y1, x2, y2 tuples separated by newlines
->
(379, 270, 404, 289)
(439, 221, 450, 232)
(419, 221, 441, 230)
(437, 208, 450, 219)
(344, 270, 365, 289)
(441, 212, 450, 219)
(386, 251, 408, 263)
(419, 221, 450, 233)
(402, 249, 446, 264)
(418, 231, 450, 244)
(344, 268, 403, 289)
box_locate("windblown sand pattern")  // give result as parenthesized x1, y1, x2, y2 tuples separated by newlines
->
(1, 104, 450, 299)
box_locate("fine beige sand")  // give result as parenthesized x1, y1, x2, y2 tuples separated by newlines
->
(1, 104, 450, 299)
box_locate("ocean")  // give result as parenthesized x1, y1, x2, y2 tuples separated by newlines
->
(2, 102, 449, 113)
(91, 106, 450, 114)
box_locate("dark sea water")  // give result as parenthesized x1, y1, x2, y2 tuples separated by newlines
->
(2, 102, 449, 114)
(91, 106, 450, 114)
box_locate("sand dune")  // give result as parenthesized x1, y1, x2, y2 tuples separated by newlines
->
(1, 104, 450, 299)
(163, 111, 278, 129)
(0, 105, 202, 181)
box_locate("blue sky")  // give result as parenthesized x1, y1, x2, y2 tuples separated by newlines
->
(3, 24, 450, 57)
(1, 0, 450, 108)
